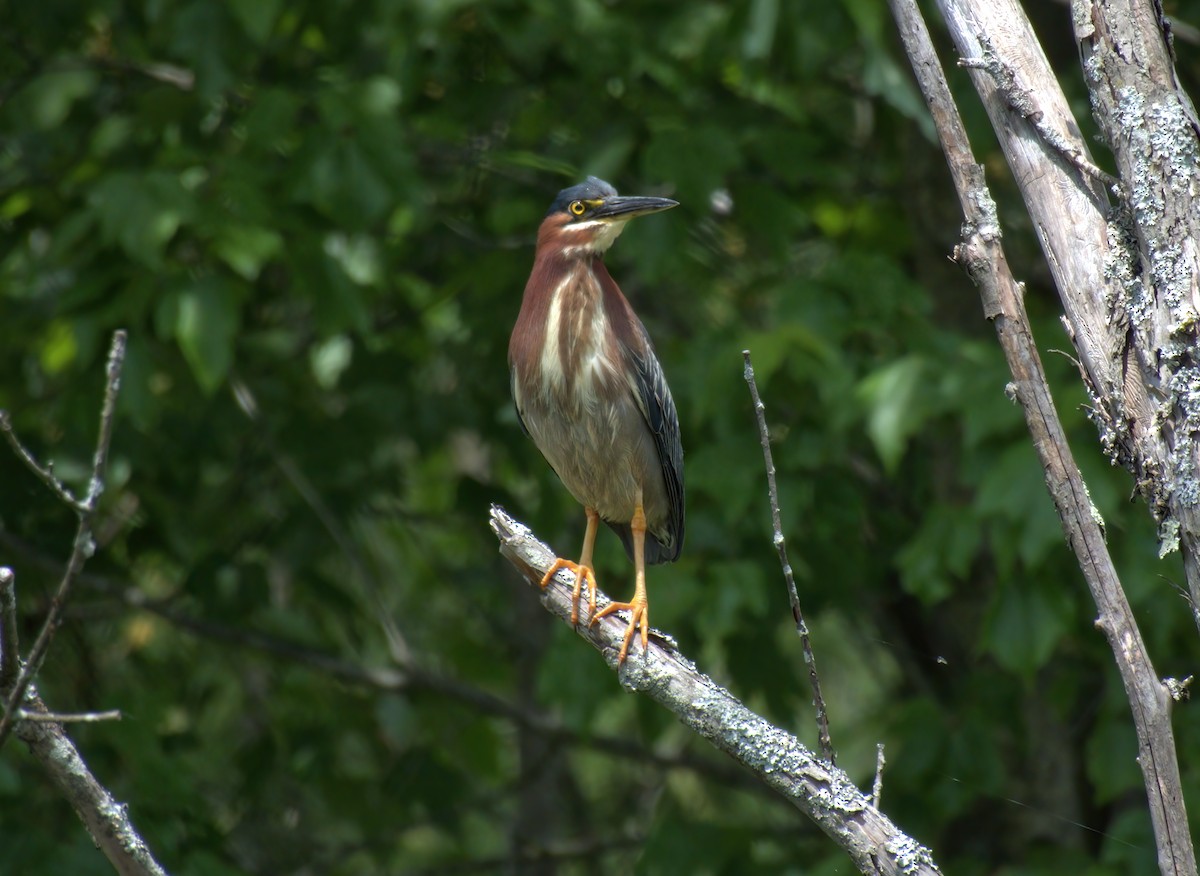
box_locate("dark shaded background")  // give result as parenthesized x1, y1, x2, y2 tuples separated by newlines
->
(1, 1, 1198, 873)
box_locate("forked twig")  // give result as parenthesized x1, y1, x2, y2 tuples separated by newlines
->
(0, 330, 126, 751)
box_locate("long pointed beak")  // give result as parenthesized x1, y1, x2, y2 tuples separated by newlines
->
(591, 195, 679, 221)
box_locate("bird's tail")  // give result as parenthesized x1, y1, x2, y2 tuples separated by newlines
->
(605, 520, 681, 566)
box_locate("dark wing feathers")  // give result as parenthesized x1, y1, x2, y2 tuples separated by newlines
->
(612, 319, 685, 564)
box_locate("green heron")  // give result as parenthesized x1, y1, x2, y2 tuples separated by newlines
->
(509, 177, 684, 663)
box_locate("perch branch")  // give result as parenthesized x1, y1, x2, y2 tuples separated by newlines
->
(742, 350, 835, 764)
(490, 504, 941, 876)
(889, 2, 1196, 874)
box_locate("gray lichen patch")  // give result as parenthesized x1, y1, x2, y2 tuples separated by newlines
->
(1104, 213, 1146, 325)
(1114, 87, 1164, 229)
(1165, 363, 1200, 511)
(969, 187, 1001, 241)
(886, 834, 942, 875)
(1146, 97, 1200, 198)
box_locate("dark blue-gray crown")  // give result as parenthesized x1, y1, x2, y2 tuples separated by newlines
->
(546, 177, 618, 216)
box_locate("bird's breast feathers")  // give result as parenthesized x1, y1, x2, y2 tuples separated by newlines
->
(533, 264, 620, 406)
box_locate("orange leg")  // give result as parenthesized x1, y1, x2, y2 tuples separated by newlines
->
(540, 507, 599, 624)
(591, 500, 649, 664)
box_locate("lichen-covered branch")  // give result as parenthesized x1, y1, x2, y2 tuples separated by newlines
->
(1073, 0, 1200, 629)
(490, 505, 941, 876)
(890, 1, 1196, 874)
(934, 0, 1200, 642)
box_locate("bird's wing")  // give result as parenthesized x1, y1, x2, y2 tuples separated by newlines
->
(625, 320, 685, 561)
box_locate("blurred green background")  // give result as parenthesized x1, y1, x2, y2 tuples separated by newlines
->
(2, 1, 1198, 873)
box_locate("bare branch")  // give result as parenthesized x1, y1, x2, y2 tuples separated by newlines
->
(15, 691, 167, 876)
(0, 568, 18, 690)
(18, 709, 122, 723)
(0, 329, 127, 752)
(0, 412, 87, 512)
(490, 504, 941, 876)
(742, 350, 835, 765)
(872, 744, 886, 810)
(889, 2, 1196, 873)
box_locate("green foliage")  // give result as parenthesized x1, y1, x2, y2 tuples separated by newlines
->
(2, 1, 1198, 874)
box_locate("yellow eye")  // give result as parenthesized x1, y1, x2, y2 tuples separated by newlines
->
(569, 200, 586, 216)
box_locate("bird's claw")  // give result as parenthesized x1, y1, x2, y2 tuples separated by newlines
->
(591, 596, 648, 664)
(540, 558, 598, 625)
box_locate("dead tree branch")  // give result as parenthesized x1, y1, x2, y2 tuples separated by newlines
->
(490, 504, 941, 876)
(889, 1, 1196, 874)
(1073, 0, 1200, 628)
(930, 0, 1200, 635)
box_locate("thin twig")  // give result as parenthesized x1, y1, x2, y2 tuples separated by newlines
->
(742, 350, 835, 765)
(872, 743, 886, 809)
(17, 709, 122, 723)
(0, 412, 86, 512)
(0, 329, 126, 751)
(0, 568, 19, 690)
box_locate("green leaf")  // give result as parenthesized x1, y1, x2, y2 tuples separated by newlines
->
(228, 0, 280, 42)
(39, 320, 78, 375)
(175, 278, 240, 393)
(856, 354, 929, 474)
(742, 0, 779, 60)
(16, 70, 97, 130)
(1086, 717, 1143, 804)
(295, 138, 392, 227)
(897, 503, 981, 604)
(213, 225, 283, 280)
(88, 171, 192, 267)
(310, 334, 353, 389)
(981, 578, 1073, 677)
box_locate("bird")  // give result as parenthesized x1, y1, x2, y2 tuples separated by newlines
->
(509, 176, 685, 664)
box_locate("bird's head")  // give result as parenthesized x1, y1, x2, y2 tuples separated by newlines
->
(538, 176, 678, 258)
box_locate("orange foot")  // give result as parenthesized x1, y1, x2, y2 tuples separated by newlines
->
(591, 595, 648, 664)
(540, 558, 597, 625)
